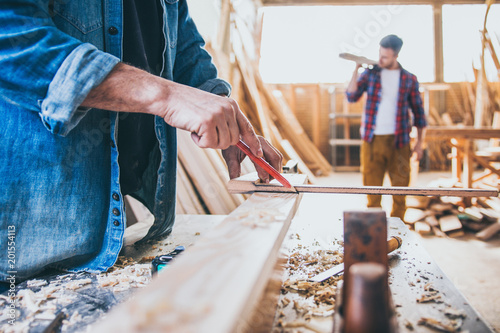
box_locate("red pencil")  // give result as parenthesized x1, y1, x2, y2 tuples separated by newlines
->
(236, 140, 293, 189)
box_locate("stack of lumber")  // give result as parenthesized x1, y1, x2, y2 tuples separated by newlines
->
(175, 130, 256, 215)
(209, 2, 331, 178)
(404, 190, 500, 241)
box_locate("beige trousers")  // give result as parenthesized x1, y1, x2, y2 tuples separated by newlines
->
(361, 135, 411, 220)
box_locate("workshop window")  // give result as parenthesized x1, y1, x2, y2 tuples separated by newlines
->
(259, 5, 434, 84)
(442, 4, 500, 83)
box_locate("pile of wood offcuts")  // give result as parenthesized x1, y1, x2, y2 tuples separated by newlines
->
(404, 186, 500, 241)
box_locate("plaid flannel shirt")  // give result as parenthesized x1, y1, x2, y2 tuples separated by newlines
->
(346, 65, 427, 148)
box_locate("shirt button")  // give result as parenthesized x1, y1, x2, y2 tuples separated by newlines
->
(108, 26, 118, 35)
(113, 220, 120, 226)
(112, 192, 120, 201)
(110, 140, 116, 148)
(112, 208, 120, 216)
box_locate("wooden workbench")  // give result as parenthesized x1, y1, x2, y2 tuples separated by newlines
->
(426, 126, 500, 191)
(260, 192, 494, 332)
(1, 200, 494, 332)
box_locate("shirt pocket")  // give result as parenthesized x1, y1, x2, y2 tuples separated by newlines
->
(50, 0, 103, 42)
(163, 0, 179, 48)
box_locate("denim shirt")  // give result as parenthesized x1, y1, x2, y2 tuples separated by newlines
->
(0, 0, 231, 281)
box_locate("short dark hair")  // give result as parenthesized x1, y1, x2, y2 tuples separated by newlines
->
(380, 35, 403, 55)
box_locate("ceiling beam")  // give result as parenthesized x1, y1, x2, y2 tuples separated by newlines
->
(261, 0, 486, 6)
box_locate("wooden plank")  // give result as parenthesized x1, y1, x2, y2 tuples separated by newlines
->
(312, 84, 321, 148)
(426, 127, 500, 139)
(476, 222, 500, 241)
(433, 3, 444, 83)
(404, 208, 429, 224)
(95, 187, 305, 332)
(415, 221, 432, 235)
(177, 130, 238, 215)
(339, 52, 377, 65)
(438, 215, 463, 234)
(425, 215, 447, 237)
(227, 173, 499, 197)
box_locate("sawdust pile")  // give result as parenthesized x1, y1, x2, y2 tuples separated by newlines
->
(273, 240, 344, 332)
(0, 261, 152, 333)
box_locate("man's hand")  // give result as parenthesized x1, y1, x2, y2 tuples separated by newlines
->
(412, 141, 425, 161)
(412, 127, 426, 161)
(82, 63, 262, 153)
(158, 84, 260, 151)
(222, 136, 283, 183)
(346, 63, 363, 94)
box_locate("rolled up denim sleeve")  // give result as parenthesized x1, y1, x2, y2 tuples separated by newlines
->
(173, 0, 231, 96)
(0, 1, 120, 136)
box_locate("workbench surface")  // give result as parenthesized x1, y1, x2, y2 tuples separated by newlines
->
(271, 212, 493, 332)
(1, 199, 494, 332)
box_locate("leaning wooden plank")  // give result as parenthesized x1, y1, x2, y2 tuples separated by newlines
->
(280, 139, 317, 183)
(203, 147, 247, 207)
(177, 130, 238, 214)
(476, 221, 500, 241)
(227, 173, 499, 197)
(95, 191, 304, 332)
(176, 160, 206, 214)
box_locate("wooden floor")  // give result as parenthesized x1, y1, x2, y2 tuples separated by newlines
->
(307, 170, 500, 332)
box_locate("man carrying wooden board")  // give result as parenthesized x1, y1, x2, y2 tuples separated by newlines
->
(345, 34, 427, 221)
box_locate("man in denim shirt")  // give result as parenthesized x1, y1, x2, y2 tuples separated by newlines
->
(0, 0, 283, 289)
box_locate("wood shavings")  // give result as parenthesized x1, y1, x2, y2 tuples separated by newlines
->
(108, 256, 136, 271)
(97, 264, 151, 292)
(444, 307, 467, 319)
(0, 319, 30, 333)
(17, 289, 49, 316)
(33, 311, 56, 320)
(404, 319, 414, 330)
(417, 316, 463, 332)
(62, 311, 82, 331)
(274, 237, 343, 331)
(65, 278, 92, 290)
(140, 256, 155, 263)
(26, 279, 47, 288)
(417, 290, 443, 303)
(311, 305, 335, 317)
(280, 320, 325, 333)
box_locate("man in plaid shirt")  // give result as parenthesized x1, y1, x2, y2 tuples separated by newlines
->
(346, 34, 427, 221)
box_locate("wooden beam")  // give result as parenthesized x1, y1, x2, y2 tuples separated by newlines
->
(227, 173, 499, 197)
(312, 84, 321, 148)
(426, 126, 500, 139)
(95, 182, 306, 332)
(433, 3, 444, 83)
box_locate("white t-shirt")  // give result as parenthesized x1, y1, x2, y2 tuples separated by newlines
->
(374, 68, 400, 135)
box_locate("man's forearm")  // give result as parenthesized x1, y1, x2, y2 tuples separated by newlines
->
(81, 63, 168, 116)
(346, 65, 361, 94)
(80, 62, 264, 152)
(416, 127, 425, 145)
